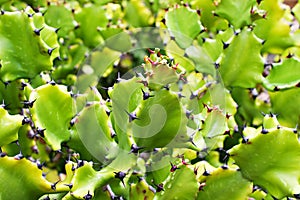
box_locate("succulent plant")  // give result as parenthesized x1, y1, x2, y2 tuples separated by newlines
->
(0, 0, 300, 199)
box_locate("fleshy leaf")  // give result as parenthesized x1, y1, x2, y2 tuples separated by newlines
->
(269, 88, 300, 127)
(264, 57, 300, 90)
(215, 0, 256, 28)
(219, 28, 264, 88)
(165, 7, 202, 48)
(185, 44, 216, 76)
(109, 78, 143, 150)
(30, 84, 74, 150)
(133, 89, 188, 149)
(0, 11, 58, 81)
(197, 168, 252, 200)
(254, 0, 294, 53)
(0, 156, 52, 200)
(70, 162, 114, 199)
(0, 107, 23, 146)
(74, 5, 107, 48)
(201, 108, 228, 138)
(130, 179, 155, 200)
(154, 165, 198, 200)
(75, 103, 117, 162)
(230, 123, 300, 198)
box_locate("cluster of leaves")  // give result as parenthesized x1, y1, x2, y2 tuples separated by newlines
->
(0, 0, 300, 199)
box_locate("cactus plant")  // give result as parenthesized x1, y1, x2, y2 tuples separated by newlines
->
(0, 0, 300, 199)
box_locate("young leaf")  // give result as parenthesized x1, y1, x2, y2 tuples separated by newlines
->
(230, 127, 300, 198)
(166, 7, 202, 48)
(30, 84, 74, 150)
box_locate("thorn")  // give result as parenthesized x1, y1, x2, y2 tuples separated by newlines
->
(286, 53, 293, 58)
(130, 144, 143, 154)
(48, 80, 56, 85)
(64, 183, 73, 189)
(114, 171, 126, 186)
(141, 89, 153, 100)
(22, 117, 31, 125)
(36, 160, 44, 170)
(21, 99, 36, 108)
(293, 124, 298, 134)
(14, 152, 24, 160)
(225, 113, 231, 119)
(199, 182, 206, 191)
(163, 85, 170, 90)
(36, 128, 46, 137)
(43, 196, 50, 200)
(196, 9, 201, 16)
(34, 27, 44, 36)
(222, 41, 229, 49)
(1, 10, 4, 15)
(27, 13, 33, 17)
(51, 181, 59, 190)
(190, 91, 198, 99)
(161, 18, 166, 25)
(83, 191, 93, 200)
(177, 92, 185, 98)
(77, 160, 84, 168)
(54, 27, 60, 33)
(294, 194, 300, 199)
(202, 167, 210, 176)
(273, 86, 280, 91)
(70, 115, 78, 127)
(47, 47, 56, 56)
(155, 183, 164, 192)
(170, 162, 179, 172)
(126, 110, 138, 122)
(257, 0, 263, 4)
(261, 127, 268, 134)
(31, 145, 39, 154)
(221, 165, 228, 170)
(194, 166, 199, 175)
(214, 62, 220, 69)
(186, 109, 193, 119)
(0, 152, 7, 157)
(296, 82, 300, 87)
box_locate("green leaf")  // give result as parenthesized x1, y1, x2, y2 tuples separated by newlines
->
(269, 88, 300, 127)
(147, 64, 178, 90)
(30, 84, 74, 150)
(230, 125, 300, 198)
(130, 179, 155, 200)
(133, 89, 188, 149)
(264, 57, 300, 90)
(215, 0, 256, 28)
(197, 168, 252, 200)
(44, 5, 75, 37)
(0, 156, 52, 200)
(75, 103, 117, 162)
(70, 162, 114, 199)
(124, 0, 154, 27)
(90, 47, 121, 77)
(74, 5, 107, 48)
(0, 107, 23, 146)
(185, 44, 216, 76)
(219, 28, 264, 88)
(109, 78, 143, 150)
(201, 108, 228, 138)
(166, 7, 202, 48)
(191, 0, 228, 32)
(154, 165, 198, 200)
(254, 0, 294, 53)
(0, 11, 57, 81)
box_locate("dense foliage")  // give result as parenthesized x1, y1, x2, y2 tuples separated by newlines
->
(0, 0, 300, 199)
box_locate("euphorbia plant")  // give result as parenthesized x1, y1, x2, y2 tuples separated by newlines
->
(0, 0, 300, 199)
